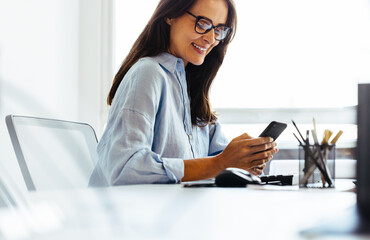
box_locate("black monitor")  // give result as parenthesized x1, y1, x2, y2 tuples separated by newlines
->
(357, 83, 370, 220)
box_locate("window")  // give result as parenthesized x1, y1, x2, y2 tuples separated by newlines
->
(115, 0, 370, 108)
(212, 0, 370, 109)
(115, 0, 159, 71)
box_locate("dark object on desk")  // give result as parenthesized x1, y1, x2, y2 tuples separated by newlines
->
(183, 170, 294, 188)
(357, 83, 370, 223)
(260, 175, 293, 186)
(215, 168, 261, 187)
(259, 121, 287, 141)
(183, 171, 293, 187)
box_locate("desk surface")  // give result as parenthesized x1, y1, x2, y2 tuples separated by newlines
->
(0, 180, 362, 240)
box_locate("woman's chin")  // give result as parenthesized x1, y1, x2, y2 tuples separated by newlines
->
(189, 58, 205, 66)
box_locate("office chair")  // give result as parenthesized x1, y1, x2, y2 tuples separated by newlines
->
(6, 115, 99, 191)
(0, 161, 30, 208)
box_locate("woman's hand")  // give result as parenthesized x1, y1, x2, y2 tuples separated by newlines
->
(182, 133, 278, 182)
(215, 133, 278, 175)
(247, 164, 266, 176)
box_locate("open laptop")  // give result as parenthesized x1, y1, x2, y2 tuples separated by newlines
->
(300, 83, 370, 237)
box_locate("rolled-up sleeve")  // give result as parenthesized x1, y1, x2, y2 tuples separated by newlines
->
(99, 109, 185, 185)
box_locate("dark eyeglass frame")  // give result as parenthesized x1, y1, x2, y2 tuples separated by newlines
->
(186, 11, 232, 41)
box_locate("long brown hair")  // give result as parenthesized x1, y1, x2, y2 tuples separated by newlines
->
(108, 0, 237, 127)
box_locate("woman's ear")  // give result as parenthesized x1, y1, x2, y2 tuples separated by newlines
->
(165, 17, 173, 25)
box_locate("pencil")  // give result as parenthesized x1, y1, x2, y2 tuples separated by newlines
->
(331, 130, 343, 144)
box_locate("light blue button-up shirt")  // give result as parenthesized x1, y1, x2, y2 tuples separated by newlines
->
(89, 52, 229, 186)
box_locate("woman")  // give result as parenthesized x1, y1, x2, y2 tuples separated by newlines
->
(89, 0, 278, 186)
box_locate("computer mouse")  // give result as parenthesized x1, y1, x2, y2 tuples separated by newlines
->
(215, 168, 262, 187)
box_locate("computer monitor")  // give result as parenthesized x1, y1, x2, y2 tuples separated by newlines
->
(357, 83, 370, 220)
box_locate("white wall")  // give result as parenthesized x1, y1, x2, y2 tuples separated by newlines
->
(0, 0, 113, 190)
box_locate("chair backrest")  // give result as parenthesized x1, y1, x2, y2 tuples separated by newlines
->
(6, 115, 98, 191)
(0, 161, 30, 208)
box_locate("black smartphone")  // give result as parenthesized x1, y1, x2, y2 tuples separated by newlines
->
(259, 121, 287, 141)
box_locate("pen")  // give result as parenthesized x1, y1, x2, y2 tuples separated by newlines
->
(306, 130, 310, 145)
(331, 130, 343, 144)
(313, 118, 318, 137)
(293, 133, 303, 145)
(311, 130, 319, 145)
(292, 120, 305, 143)
(322, 129, 333, 145)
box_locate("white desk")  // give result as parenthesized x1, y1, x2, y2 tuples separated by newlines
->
(0, 180, 363, 240)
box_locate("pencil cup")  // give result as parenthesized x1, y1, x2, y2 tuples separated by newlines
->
(299, 144, 335, 188)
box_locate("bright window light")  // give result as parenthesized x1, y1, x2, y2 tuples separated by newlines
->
(115, 0, 370, 109)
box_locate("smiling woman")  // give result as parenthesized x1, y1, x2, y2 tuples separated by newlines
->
(110, 0, 370, 180)
(89, 0, 282, 187)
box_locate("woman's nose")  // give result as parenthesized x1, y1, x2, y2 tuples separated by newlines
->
(202, 28, 216, 45)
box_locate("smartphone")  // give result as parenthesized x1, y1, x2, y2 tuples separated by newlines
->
(259, 121, 287, 141)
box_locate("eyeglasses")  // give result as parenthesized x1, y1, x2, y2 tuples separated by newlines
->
(186, 11, 232, 41)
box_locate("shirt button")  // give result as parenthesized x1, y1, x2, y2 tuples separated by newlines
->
(189, 134, 193, 140)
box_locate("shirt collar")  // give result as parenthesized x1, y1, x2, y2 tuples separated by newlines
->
(153, 52, 185, 74)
